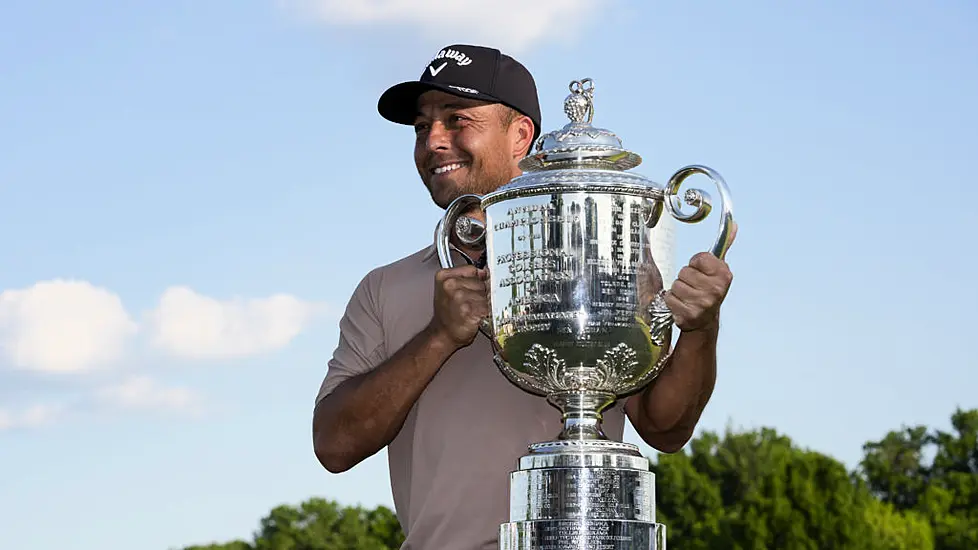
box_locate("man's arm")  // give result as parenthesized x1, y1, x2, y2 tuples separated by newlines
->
(625, 322, 718, 453)
(625, 252, 733, 453)
(313, 324, 459, 472)
(313, 264, 489, 473)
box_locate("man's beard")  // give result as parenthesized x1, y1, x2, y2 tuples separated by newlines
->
(431, 169, 512, 210)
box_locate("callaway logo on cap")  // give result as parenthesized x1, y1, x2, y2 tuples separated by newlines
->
(377, 44, 542, 142)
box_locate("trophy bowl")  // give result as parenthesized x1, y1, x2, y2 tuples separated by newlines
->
(437, 78, 735, 446)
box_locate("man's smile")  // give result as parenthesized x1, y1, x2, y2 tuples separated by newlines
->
(431, 161, 468, 175)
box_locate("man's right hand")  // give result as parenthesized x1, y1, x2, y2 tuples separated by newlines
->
(430, 265, 490, 349)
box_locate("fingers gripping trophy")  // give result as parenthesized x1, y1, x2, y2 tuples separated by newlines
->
(436, 78, 736, 550)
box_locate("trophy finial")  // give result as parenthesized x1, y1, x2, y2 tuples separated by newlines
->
(564, 78, 594, 124)
(519, 76, 641, 172)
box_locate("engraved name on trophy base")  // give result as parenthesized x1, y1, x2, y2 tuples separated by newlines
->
(436, 78, 736, 550)
(499, 440, 666, 550)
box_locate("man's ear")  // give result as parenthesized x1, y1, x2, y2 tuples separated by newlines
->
(511, 115, 535, 159)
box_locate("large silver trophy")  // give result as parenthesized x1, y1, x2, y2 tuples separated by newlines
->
(436, 78, 735, 549)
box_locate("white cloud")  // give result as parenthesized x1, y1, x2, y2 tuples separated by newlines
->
(0, 280, 138, 373)
(280, 0, 610, 53)
(0, 280, 320, 374)
(147, 286, 322, 359)
(97, 375, 201, 414)
(0, 403, 63, 431)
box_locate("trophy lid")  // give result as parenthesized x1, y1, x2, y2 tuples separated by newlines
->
(518, 78, 642, 172)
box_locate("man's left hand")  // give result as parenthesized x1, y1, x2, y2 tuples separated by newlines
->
(665, 252, 734, 332)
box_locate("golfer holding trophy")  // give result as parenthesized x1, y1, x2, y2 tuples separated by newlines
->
(314, 43, 736, 550)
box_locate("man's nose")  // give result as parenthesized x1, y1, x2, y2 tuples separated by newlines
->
(426, 121, 451, 151)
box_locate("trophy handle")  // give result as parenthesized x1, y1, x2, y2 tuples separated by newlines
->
(435, 193, 486, 269)
(434, 193, 494, 339)
(663, 164, 736, 260)
(647, 164, 736, 334)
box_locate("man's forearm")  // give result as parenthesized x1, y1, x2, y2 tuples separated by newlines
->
(625, 320, 719, 453)
(313, 324, 458, 472)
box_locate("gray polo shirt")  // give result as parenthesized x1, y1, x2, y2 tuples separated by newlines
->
(316, 243, 627, 550)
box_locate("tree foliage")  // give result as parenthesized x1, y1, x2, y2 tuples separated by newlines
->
(180, 408, 976, 550)
(650, 426, 938, 549)
(179, 498, 404, 550)
(859, 407, 978, 549)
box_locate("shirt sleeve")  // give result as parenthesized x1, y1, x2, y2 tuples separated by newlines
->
(315, 268, 388, 405)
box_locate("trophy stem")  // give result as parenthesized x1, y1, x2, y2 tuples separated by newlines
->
(548, 391, 617, 441)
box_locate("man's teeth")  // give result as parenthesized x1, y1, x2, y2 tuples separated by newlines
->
(434, 163, 464, 175)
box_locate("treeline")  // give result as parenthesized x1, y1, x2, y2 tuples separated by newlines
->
(180, 408, 977, 550)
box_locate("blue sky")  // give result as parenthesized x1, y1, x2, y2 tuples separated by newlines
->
(1, 1, 976, 548)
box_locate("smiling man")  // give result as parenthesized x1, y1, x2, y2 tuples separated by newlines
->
(389, 45, 541, 211)
(312, 44, 733, 550)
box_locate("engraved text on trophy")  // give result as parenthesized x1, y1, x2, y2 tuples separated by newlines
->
(486, 192, 667, 393)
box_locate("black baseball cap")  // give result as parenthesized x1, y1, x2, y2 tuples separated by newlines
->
(378, 44, 542, 142)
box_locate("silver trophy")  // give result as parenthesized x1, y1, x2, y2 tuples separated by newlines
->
(436, 78, 735, 549)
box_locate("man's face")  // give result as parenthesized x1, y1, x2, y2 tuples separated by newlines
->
(413, 90, 530, 209)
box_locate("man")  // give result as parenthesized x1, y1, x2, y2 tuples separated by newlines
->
(312, 44, 734, 549)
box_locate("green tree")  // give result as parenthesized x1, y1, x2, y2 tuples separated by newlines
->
(179, 499, 403, 550)
(859, 407, 978, 550)
(860, 425, 931, 509)
(653, 426, 886, 549)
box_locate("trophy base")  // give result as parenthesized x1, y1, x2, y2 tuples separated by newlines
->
(499, 439, 666, 550)
(500, 519, 666, 550)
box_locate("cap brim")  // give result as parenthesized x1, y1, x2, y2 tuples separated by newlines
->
(377, 81, 503, 126)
